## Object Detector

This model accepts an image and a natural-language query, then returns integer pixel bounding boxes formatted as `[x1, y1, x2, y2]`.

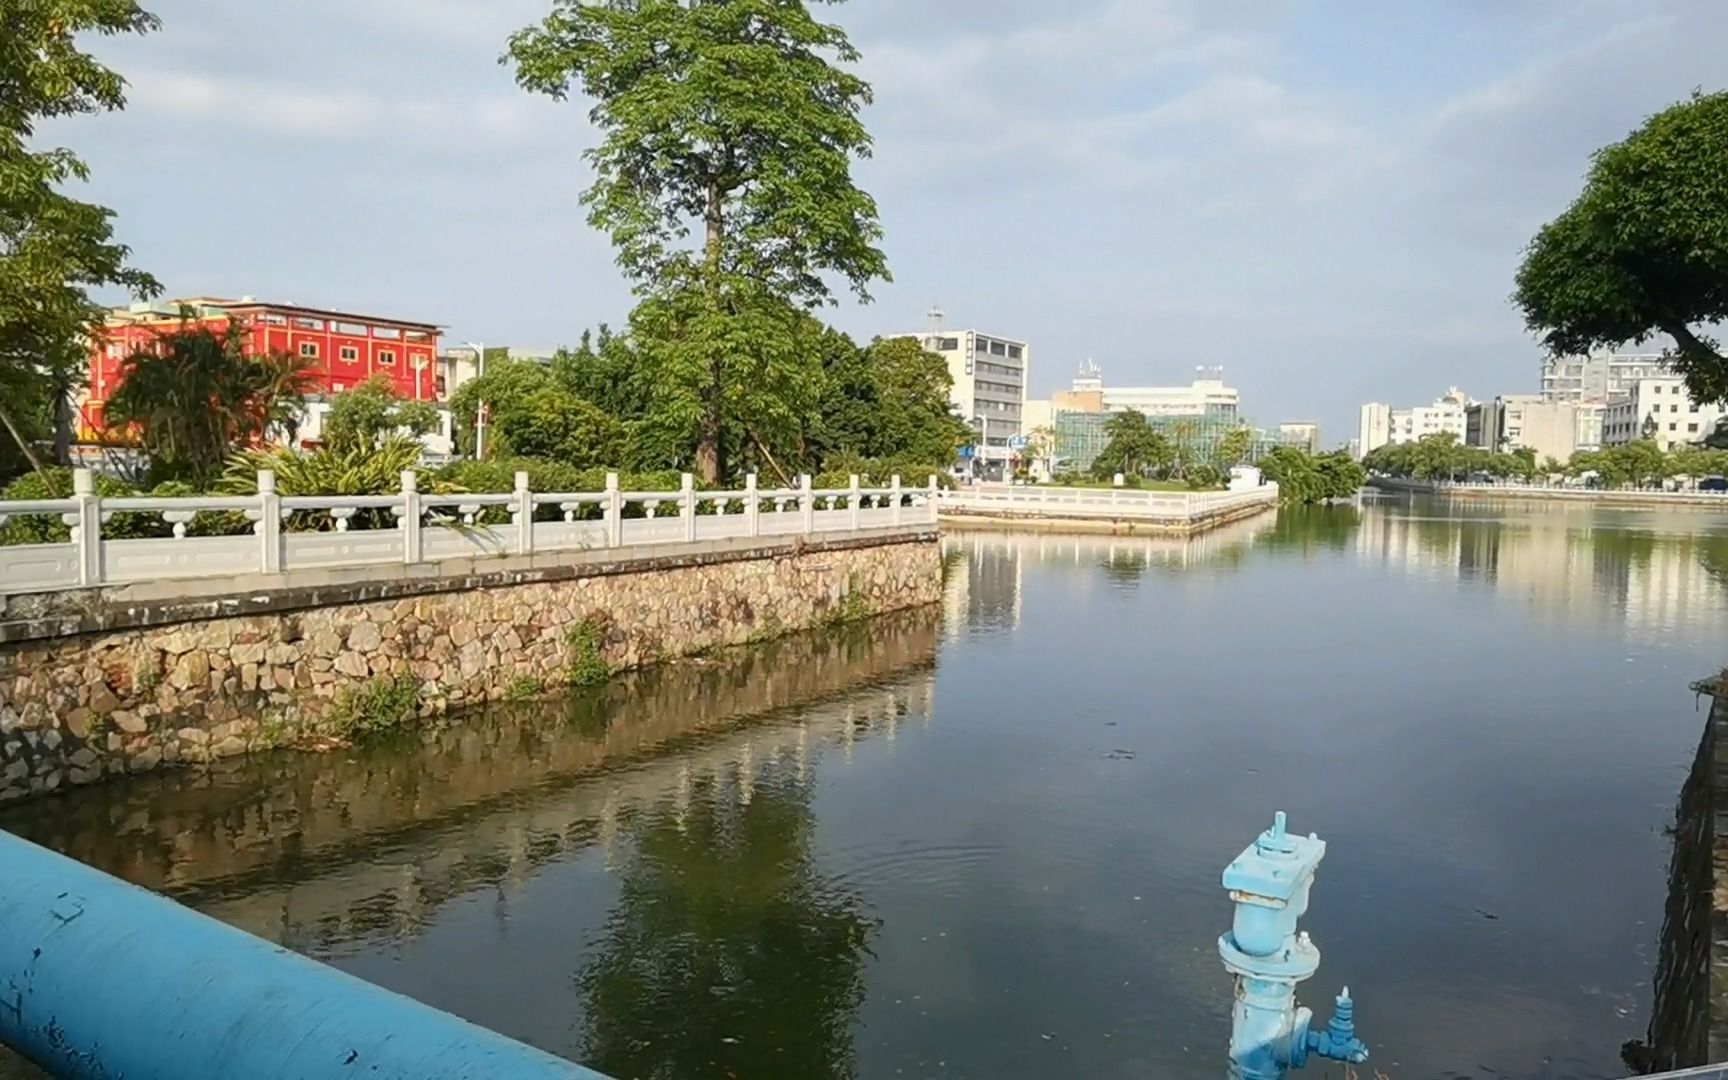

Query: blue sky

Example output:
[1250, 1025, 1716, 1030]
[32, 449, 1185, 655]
[51, 0, 1728, 443]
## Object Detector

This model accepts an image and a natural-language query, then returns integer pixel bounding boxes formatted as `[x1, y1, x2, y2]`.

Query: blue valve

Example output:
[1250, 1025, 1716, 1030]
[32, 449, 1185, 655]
[1219, 813, 1370, 1079]
[1307, 988, 1369, 1065]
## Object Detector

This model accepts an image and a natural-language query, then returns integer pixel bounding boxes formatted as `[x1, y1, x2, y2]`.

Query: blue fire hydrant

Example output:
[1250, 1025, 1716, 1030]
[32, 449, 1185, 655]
[1219, 812, 1368, 1079]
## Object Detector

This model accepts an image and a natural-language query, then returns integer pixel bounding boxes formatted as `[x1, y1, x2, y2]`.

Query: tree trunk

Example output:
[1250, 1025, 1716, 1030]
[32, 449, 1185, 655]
[0, 399, 48, 478]
[52, 387, 73, 467]
[695, 416, 721, 487]
[1659, 317, 1726, 365]
[696, 178, 727, 485]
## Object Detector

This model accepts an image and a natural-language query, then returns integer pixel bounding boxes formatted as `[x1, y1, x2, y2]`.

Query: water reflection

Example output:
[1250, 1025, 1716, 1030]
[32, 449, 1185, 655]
[0, 611, 939, 1073]
[4, 500, 1727, 1080]
[941, 512, 1275, 603]
[1354, 498, 1728, 639]
[580, 763, 874, 1079]
[944, 499, 1728, 642]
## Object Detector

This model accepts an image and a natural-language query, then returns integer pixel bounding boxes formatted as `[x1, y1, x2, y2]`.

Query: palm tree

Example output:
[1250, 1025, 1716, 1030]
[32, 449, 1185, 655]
[106, 316, 318, 486]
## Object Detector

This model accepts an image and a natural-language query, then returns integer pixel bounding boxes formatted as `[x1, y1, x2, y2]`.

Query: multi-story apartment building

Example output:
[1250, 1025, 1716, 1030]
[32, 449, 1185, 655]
[893, 315, 1030, 478]
[1466, 394, 1580, 461]
[1359, 389, 1471, 456]
[1540, 349, 1670, 403]
[85, 296, 441, 439]
[1601, 377, 1726, 451]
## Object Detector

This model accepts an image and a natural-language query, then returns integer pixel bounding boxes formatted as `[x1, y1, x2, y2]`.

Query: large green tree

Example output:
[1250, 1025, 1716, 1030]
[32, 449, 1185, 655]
[1515, 91, 1728, 405]
[808, 333, 967, 470]
[507, 0, 890, 484]
[0, 1, 161, 474]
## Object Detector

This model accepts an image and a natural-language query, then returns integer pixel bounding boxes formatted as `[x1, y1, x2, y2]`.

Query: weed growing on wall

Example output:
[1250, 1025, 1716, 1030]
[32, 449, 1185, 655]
[566, 619, 611, 687]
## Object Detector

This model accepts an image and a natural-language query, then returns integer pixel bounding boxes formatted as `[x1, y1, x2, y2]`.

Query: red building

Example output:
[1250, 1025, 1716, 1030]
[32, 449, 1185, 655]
[83, 296, 442, 439]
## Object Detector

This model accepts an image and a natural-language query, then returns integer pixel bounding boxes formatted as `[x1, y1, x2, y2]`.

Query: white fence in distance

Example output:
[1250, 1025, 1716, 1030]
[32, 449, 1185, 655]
[0, 469, 940, 597]
[936, 484, 1279, 522]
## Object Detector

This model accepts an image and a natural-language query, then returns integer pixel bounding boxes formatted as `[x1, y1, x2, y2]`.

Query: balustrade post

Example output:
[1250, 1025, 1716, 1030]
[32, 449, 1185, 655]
[928, 475, 940, 524]
[400, 471, 423, 565]
[514, 470, 534, 555]
[800, 474, 815, 535]
[848, 474, 862, 530]
[256, 470, 283, 574]
[745, 473, 761, 538]
[70, 468, 101, 586]
[889, 475, 902, 526]
[680, 472, 697, 542]
[605, 472, 623, 547]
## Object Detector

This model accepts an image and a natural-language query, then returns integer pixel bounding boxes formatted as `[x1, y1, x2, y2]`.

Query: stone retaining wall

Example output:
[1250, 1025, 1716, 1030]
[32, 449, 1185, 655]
[936, 496, 1276, 535]
[0, 531, 940, 802]
[1632, 684, 1728, 1074]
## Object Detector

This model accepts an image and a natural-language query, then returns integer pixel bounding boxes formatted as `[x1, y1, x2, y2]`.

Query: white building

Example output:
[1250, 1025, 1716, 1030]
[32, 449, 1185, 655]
[1357, 403, 1392, 458]
[892, 311, 1029, 478]
[1278, 422, 1320, 453]
[1359, 389, 1471, 456]
[1600, 377, 1726, 451]
[1095, 367, 1240, 418]
[1541, 349, 1671, 403]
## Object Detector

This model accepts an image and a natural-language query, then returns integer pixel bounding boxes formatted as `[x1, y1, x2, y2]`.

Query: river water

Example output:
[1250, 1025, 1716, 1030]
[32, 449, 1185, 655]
[4, 496, 1727, 1080]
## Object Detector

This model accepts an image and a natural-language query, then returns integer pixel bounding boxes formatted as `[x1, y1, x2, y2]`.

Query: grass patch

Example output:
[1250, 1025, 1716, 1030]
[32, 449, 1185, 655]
[565, 618, 612, 687]
[504, 675, 545, 702]
[326, 677, 420, 739]
[254, 711, 294, 750]
[134, 660, 161, 695]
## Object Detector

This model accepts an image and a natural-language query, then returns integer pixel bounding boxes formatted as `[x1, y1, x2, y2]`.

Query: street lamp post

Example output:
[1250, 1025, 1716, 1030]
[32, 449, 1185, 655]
[462, 341, 487, 459]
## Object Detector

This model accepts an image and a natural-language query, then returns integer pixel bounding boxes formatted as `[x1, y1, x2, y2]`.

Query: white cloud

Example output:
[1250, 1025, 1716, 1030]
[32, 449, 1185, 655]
[127, 69, 571, 151]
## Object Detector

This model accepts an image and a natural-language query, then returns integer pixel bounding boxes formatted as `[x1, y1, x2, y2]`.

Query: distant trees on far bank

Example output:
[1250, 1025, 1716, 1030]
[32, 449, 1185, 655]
[1363, 432, 1728, 490]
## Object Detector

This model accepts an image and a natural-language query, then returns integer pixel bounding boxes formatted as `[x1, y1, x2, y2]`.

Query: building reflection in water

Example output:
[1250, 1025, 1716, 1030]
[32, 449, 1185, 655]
[0, 611, 941, 1077]
[940, 512, 1278, 632]
[1354, 497, 1728, 641]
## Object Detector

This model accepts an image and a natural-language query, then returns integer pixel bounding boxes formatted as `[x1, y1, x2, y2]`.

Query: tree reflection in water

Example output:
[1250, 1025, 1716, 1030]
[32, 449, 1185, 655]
[578, 763, 875, 1080]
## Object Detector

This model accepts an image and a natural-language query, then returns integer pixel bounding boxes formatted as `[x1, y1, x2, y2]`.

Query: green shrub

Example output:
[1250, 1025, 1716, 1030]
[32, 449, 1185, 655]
[822, 573, 872, 627]
[504, 675, 544, 702]
[220, 439, 446, 531]
[0, 468, 166, 545]
[146, 480, 251, 536]
[565, 618, 611, 686]
[325, 677, 420, 739]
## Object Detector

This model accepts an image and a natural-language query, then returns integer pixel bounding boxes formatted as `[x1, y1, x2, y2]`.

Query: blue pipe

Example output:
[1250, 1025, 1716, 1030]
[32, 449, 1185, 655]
[0, 829, 608, 1079]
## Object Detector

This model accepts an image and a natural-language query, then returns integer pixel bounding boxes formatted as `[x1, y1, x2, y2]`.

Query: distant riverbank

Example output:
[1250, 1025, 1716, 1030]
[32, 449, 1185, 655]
[1367, 476, 1728, 509]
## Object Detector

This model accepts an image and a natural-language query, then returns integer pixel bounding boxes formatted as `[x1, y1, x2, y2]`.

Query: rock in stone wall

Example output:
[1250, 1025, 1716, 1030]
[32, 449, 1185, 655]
[0, 536, 940, 802]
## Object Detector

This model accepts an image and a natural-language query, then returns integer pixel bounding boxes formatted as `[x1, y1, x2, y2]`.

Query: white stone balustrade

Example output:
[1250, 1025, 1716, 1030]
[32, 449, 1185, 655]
[0, 469, 939, 597]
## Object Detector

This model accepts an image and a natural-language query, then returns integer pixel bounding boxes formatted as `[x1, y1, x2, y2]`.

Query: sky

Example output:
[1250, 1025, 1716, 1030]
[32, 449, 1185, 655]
[49, 0, 1728, 445]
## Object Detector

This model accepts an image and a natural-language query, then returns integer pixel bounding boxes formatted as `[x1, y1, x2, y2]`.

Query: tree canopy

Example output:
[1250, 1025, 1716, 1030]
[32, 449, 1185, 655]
[1364, 433, 1728, 490]
[506, 0, 889, 483]
[0, 0, 160, 475]
[323, 375, 440, 455]
[1515, 90, 1728, 405]
[1258, 447, 1365, 505]
[105, 319, 318, 487]
[1091, 411, 1172, 479]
